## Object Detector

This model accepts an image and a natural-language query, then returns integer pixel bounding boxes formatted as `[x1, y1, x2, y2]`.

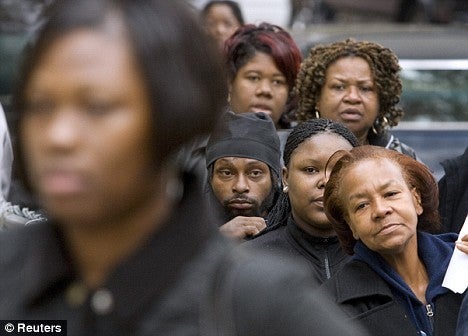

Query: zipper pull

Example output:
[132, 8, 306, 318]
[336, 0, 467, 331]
[426, 304, 434, 317]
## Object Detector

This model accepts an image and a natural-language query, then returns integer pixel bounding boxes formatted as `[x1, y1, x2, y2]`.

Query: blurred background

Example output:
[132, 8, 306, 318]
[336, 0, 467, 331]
[1, 0, 468, 179]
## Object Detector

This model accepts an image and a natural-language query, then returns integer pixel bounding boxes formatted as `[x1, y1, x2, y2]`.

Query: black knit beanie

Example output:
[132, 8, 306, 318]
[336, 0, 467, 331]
[206, 111, 281, 177]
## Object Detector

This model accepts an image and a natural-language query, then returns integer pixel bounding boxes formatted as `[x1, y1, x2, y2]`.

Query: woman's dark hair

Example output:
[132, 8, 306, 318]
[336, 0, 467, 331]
[264, 119, 359, 230]
[294, 38, 403, 135]
[201, 0, 244, 25]
[224, 22, 302, 128]
[13, 0, 227, 191]
[324, 145, 441, 255]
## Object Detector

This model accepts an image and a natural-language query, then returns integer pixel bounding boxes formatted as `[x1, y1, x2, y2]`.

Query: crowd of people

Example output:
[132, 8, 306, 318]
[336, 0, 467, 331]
[0, 0, 466, 335]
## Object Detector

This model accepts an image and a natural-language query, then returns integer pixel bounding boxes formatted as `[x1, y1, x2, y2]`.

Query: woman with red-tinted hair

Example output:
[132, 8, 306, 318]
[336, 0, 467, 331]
[224, 22, 302, 130]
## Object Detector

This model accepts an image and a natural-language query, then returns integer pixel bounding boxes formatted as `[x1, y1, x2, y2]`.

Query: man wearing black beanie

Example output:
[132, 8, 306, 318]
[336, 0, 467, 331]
[206, 111, 281, 240]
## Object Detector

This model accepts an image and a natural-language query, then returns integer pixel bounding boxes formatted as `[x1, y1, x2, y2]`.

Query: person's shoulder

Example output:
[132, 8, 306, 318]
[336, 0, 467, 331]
[222, 247, 369, 335]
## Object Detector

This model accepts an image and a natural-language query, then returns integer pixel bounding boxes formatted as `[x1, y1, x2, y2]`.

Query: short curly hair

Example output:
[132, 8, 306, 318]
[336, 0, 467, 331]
[324, 145, 441, 255]
[294, 39, 404, 135]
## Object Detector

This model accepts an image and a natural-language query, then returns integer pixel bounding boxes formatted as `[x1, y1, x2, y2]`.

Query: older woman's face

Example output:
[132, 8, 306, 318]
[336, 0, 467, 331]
[21, 29, 158, 226]
[340, 158, 423, 256]
[229, 52, 289, 128]
[317, 57, 379, 144]
[283, 133, 353, 237]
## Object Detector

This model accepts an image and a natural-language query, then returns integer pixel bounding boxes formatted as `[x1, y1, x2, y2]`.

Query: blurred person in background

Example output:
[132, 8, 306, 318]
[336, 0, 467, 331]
[244, 118, 359, 285]
[321, 145, 467, 336]
[201, 0, 244, 51]
[438, 146, 468, 234]
[294, 39, 418, 159]
[0, 0, 370, 335]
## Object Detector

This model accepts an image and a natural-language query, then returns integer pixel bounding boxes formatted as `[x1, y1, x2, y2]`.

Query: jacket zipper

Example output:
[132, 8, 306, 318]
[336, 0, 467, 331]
[324, 252, 331, 279]
[425, 303, 434, 332]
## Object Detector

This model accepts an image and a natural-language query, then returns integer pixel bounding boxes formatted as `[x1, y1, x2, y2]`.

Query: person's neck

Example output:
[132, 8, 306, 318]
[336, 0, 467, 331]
[381, 240, 429, 304]
[63, 180, 174, 289]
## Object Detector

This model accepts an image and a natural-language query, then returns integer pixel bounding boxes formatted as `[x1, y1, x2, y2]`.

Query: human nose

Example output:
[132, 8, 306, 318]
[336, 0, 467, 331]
[256, 79, 273, 97]
[343, 86, 361, 103]
[43, 108, 81, 150]
[371, 198, 392, 220]
[317, 172, 326, 189]
[232, 174, 249, 193]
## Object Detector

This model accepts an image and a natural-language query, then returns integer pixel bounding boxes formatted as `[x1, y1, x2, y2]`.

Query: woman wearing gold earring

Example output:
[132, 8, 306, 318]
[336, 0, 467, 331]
[295, 39, 418, 159]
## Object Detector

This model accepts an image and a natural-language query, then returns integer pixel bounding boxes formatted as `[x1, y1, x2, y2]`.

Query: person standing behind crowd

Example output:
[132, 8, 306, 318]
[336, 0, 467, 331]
[321, 145, 468, 336]
[244, 119, 359, 284]
[201, 0, 244, 52]
[294, 39, 418, 158]
[224, 22, 302, 133]
[438, 146, 468, 233]
[0, 0, 369, 335]
[206, 111, 281, 240]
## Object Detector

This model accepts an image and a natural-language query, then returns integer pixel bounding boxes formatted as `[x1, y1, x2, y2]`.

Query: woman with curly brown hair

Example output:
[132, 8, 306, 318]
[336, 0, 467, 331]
[294, 39, 417, 158]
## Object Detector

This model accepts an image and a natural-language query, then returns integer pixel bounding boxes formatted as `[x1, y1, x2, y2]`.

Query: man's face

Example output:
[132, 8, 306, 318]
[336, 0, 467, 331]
[210, 157, 274, 219]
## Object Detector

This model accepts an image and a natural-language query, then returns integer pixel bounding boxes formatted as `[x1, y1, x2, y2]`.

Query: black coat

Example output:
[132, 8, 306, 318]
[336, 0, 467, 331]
[0, 173, 368, 336]
[438, 146, 468, 233]
[244, 217, 350, 285]
[321, 259, 463, 336]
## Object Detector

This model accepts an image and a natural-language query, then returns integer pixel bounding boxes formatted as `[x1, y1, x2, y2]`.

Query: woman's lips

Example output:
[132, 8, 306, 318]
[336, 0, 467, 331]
[340, 109, 363, 121]
[40, 170, 86, 196]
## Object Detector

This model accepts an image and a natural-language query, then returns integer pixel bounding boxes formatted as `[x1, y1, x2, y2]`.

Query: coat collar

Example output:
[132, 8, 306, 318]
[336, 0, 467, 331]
[333, 260, 394, 303]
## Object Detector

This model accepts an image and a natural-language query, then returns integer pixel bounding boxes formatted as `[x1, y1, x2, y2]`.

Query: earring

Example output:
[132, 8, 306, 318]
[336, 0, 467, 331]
[314, 108, 320, 119]
[283, 185, 288, 193]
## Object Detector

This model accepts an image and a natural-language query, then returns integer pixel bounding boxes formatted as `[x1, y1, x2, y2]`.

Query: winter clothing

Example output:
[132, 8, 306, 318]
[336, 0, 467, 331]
[438, 146, 468, 233]
[206, 111, 282, 177]
[368, 130, 418, 159]
[0, 172, 367, 336]
[456, 293, 468, 336]
[320, 232, 463, 336]
[244, 216, 350, 284]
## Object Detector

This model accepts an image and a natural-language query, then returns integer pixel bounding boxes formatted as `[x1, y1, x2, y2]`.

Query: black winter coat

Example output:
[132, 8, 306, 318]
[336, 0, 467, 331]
[244, 217, 350, 284]
[321, 260, 463, 336]
[438, 146, 468, 233]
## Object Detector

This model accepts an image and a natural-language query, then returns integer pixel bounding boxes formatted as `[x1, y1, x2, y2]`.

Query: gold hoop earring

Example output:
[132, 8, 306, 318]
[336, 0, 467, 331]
[315, 108, 320, 119]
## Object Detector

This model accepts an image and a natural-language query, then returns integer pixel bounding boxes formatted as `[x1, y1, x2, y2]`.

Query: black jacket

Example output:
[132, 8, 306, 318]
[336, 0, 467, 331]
[321, 260, 463, 336]
[0, 173, 367, 336]
[438, 146, 468, 233]
[244, 216, 350, 284]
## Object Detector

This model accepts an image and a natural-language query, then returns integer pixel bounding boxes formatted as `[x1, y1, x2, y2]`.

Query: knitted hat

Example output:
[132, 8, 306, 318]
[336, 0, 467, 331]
[206, 111, 281, 177]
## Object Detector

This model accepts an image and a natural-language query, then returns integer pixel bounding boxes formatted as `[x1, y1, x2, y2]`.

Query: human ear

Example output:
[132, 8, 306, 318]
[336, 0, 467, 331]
[411, 187, 423, 215]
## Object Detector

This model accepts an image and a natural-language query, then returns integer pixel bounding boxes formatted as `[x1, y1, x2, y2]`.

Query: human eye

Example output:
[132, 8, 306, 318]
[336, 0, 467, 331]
[331, 83, 345, 91]
[272, 77, 287, 86]
[83, 99, 115, 116]
[216, 168, 234, 180]
[354, 202, 369, 212]
[384, 190, 400, 198]
[246, 74, 260, 82]
[248, 169, 265, 179]
[24, 97, 55, 116]
[360, 85, 374, 93]
[304, 166, 319, 174]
